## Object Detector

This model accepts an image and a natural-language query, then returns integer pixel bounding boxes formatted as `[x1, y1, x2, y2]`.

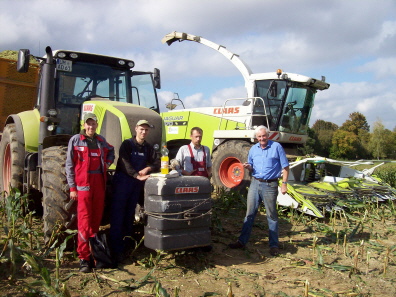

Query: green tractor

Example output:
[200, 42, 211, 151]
[0, 46, 164, 240]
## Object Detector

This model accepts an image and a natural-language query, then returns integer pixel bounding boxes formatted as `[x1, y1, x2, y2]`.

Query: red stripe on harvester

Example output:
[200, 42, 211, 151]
[268, 132, 279, 140]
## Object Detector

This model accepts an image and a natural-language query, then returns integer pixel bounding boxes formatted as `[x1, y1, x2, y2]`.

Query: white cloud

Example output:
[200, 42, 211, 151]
[311, 81, 396, 130]
[356, 57, 396, 79]
[1, 0, 395, 130]
[208, 86, 246, 107]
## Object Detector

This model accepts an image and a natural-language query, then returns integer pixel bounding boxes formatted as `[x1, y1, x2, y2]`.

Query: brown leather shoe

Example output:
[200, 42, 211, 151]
[228, 241, 244, 249]
[269, 247, 280, 256]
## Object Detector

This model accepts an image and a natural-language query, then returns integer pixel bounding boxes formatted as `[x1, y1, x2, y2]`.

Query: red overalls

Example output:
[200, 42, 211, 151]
[187, 145, 209, 177]
[77, 147, 105, 261]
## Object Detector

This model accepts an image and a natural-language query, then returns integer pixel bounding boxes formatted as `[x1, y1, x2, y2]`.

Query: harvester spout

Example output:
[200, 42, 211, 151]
[162, 31, 253, 93]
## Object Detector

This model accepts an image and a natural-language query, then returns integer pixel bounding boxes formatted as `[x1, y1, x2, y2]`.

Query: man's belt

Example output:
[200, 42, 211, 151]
[254, 177, 278, 183]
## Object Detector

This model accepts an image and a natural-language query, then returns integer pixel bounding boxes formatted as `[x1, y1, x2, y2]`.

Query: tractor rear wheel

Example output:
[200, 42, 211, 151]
[42, 146, 75, 242]
[211, 140, 252, 191]
[0, 124, 24, 194]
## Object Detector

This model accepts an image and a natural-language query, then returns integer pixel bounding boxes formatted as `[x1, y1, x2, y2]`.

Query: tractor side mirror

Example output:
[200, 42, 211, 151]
[17, 49, 30, 73]
[154, 68, 161, 89]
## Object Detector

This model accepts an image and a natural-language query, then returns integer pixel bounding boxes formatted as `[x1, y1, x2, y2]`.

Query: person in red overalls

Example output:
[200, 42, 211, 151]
[66, 112, 115, 273]
[175, 127, 212, 178]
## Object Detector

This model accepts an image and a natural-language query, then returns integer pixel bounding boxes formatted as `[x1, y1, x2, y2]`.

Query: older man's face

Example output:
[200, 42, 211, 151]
[256, 129, 269, 148]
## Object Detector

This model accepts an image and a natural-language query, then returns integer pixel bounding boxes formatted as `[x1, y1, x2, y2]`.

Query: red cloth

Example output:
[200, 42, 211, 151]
[76, 148, 105, 261]
[187, 144, 209, 177]
[68, 134, 113, 192]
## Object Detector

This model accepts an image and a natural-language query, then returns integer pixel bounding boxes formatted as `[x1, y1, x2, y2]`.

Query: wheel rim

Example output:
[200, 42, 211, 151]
[218, 157, 244, 188]
[2, 143, 11, 193]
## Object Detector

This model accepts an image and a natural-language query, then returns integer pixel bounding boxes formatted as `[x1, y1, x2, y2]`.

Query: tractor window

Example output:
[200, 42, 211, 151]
[255, 80, 288, 131]
[131, 73, 159, 112]
[55, 62, 128, 105]
[54, 62, 129, 134]
[279, 86, 315, 134]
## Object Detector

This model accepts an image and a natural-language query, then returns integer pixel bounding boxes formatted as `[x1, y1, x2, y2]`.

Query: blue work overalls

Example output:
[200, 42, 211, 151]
[110, 139, 148, 257]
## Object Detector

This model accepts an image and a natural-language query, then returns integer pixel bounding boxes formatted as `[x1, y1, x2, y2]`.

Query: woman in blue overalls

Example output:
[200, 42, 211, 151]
[110, 120, 159, 263]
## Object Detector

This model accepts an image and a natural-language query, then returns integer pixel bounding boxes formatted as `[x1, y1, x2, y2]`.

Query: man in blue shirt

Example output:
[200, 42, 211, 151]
[228, 125, 289, 256]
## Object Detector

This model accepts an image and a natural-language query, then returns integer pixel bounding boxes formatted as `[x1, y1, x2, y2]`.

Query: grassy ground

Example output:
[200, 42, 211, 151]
[1, 187, 396, 296]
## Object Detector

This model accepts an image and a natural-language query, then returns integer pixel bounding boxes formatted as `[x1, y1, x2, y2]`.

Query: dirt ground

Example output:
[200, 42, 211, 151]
[1, 199, 396, 297]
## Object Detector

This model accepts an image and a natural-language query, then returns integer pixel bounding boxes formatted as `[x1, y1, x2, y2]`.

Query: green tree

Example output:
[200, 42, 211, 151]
[310, 119, 338, 157]
[340, 112, 370, 158]
[368, 120, 394, 159]
[391, 127, 396, 159]
[300, 127, 315, 155]
[330, 130, 359, 159]
[340, 112, 370, 134]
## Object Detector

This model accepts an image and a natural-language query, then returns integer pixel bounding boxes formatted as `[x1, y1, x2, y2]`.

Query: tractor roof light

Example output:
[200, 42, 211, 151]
[69, 53, 78, 59]
[276, 69, 282, 78]
[118, 60, 126, 66]
[57, 52, 66, 58]
[128, 61, 135, 68]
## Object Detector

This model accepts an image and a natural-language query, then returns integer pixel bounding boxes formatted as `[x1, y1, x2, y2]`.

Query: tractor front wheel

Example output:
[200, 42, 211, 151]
[42, 146, 75, 242]
[211, 140, 252, 191]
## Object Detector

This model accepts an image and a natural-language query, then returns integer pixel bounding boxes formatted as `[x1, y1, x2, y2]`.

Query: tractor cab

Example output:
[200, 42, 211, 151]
[253, 69, 328, 137]
[18, 48, 161, 136]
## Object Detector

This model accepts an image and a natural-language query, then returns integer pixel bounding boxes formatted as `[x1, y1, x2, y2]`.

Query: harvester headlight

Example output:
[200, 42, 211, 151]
[57, 52, 66, 58]
[47, 125, 55, 131]
[118, 60, 126, 66]
[48, 109, 57, 116]
[70, 53, 78, 59]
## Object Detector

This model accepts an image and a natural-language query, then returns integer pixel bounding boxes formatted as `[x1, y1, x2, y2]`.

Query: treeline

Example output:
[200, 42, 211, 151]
[302, 112, 396, 160]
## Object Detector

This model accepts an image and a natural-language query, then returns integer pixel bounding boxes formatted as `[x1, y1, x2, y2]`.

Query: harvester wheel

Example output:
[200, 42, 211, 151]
[42, 146, 75, 242]
[212, 140, 252, 191]
[0, 124, 24, 194]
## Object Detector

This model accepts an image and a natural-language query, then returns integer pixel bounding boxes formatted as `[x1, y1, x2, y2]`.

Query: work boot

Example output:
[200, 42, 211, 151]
[228, 240, 244, 249]
[79, 259, 91, 273]
[269, 247, 280, 256]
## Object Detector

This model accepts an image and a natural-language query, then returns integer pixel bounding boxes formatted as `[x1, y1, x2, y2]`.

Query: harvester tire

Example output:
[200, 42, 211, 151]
[42, 146, 75, 243]
[0, 124, 24, 194]
[212, 140, 252, 191]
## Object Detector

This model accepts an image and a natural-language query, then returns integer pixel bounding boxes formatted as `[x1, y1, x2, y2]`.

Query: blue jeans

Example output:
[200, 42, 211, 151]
[110, 172, 144, 256]
[238, 177, 279, 248]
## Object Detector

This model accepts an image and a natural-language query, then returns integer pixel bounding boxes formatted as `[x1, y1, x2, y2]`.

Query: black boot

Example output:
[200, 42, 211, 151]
[79, 259, 91, 273]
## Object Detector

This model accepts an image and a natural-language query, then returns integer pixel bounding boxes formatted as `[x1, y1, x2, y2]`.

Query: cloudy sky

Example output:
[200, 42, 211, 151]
[1, 0, 395, 130]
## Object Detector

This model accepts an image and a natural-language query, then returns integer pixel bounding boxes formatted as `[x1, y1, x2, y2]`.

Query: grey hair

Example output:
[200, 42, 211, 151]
[254, 125, 269, 136]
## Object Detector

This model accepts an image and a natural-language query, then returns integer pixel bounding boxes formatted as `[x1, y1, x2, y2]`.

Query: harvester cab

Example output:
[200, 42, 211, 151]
[0, 46, 164, 240]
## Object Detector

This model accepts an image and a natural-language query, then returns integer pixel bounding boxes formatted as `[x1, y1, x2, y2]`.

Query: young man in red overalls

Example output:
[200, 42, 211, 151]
[175, 127, 212, 177]
[66, 113, 115, 273]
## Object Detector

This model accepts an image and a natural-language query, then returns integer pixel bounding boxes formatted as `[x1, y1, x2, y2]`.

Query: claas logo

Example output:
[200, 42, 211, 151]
[175, 187, 199, 194]
[83, 104, 94, 112]
[213, 107, 240, 114]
